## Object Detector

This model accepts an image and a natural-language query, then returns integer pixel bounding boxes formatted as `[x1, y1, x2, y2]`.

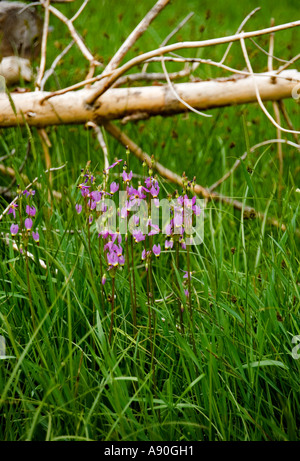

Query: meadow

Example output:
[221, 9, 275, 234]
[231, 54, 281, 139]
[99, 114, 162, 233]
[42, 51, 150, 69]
[0, 0, 299, 441]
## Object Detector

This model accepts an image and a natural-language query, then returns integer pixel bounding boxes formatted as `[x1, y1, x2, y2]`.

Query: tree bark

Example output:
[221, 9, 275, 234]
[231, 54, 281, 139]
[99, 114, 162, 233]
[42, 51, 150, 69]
[0, 70, 298, 127]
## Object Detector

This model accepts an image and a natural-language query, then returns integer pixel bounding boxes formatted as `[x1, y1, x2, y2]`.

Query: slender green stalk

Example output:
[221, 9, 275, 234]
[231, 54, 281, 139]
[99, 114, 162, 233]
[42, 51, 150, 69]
[175, 239, 184, 332]
[186, 243, 196, 353]
[125, 236, 135, 334]
[24, 245, 36, 331]
[108, 276, 115, 345]
[130, 235, 137, 309]
[98, 237, 105, 314]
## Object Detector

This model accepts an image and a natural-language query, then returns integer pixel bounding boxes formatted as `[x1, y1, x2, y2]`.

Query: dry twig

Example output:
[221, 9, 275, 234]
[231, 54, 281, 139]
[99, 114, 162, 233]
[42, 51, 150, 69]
[85, 18, 300, 105]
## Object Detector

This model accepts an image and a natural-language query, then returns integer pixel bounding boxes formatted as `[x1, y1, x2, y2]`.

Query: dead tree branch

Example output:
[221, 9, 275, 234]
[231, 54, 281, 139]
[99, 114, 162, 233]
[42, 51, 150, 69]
[0, 70, 298, 127]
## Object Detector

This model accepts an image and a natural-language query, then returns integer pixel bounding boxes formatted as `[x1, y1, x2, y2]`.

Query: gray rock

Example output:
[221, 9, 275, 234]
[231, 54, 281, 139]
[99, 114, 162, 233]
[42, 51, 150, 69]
[0, 1, 42, 60]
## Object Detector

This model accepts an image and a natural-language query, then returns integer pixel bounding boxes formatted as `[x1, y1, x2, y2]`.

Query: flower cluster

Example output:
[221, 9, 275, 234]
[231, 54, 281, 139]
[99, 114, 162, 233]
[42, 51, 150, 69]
[99, 230, 125, 281]
[165, 193, 201, 249]
[75, 160, 201, 298]
[9, 189, 39, 244]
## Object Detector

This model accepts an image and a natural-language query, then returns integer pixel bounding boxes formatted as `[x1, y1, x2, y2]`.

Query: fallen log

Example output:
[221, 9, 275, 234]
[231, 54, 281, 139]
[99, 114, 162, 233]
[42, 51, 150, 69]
[0, 70, 298, 127]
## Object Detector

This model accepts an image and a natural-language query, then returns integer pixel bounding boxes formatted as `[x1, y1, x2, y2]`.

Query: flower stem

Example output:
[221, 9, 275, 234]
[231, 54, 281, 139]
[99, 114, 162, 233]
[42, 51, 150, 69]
[186, 244, 196, 353]
[98, 237, 105, 314]
[125, 237, 136, 335]
[108, 276, 115, 345]
[175, 239, 184, 332]
[130, 235, 137, 335]
[25, 245, 36, 331]
[148, 235, 157, 393]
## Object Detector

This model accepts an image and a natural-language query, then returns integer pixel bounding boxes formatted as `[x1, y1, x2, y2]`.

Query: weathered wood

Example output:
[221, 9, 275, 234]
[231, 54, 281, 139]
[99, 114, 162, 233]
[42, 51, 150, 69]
[0, 70, 298, 127]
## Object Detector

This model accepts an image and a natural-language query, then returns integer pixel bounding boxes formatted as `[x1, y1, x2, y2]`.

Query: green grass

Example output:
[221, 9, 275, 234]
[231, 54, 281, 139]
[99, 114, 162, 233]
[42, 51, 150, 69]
[0, 0, 299, 441]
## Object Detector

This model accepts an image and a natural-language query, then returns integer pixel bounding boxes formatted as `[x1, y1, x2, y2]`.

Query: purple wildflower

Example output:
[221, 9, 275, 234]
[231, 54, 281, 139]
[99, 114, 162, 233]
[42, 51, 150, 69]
[152, 244, 161, 257]
[131, 215, 140, 226]
[32, 231, 39, 243]
[23, 189, 35, 198]
[183, 270, 193, 279]
[107, 251, 119, 268]
[78, 183, 90, 197]
[90, 190, 103, 202]
[153, 198, 159, 208]
[104, 241, 119, 253]
[24, 218, 33, 231]
[165, 239, 174, 250]
[10, 223, 19, 236]
[165, 222, 173, 236]
[99, 229, 110, 239]
[8, 203, 18, 219]
[144, 177, 154, 189]
[150, 183, 159, 198]
[193, 204, 201, 216]
[26, 205, 36, 217]
[148, 223, 160, 236]
[110, 232, 122, 244]
[106, 159, 123, 171]
[122, 170, 133, 183]
[87, 199, 97, 210]
[118, 254, 125, 266]
[132, 229, 145, 243]
[99, 202, 108, 212]
[110, 182, 119, 194]
[75, 203, 82, 214]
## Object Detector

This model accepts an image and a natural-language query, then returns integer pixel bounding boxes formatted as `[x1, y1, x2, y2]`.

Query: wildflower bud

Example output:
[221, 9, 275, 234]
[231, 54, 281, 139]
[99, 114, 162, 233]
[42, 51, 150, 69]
[142, 161, 147, 168]
[102, 273, 107, 285]
[10, 223, 19, 236]
[24, 218, 33, 231]
[32, 231, 39, 243]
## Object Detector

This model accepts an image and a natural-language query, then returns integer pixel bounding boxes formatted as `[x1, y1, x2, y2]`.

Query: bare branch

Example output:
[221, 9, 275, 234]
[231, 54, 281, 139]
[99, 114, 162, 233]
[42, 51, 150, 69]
[220, 7, 261, 64]
[71, 0, 89, 23]
[47, 3, 100, 67]
[112, 69, 193, 88]
[240, 36, 300, 135]
[1, 70, 299, 127]
[160, 56, 212, 118]
[85, 19, 300, 105]
[40, 40, 75, 91]
[276, 53, 300, 74]
[278, 100, 300, 144]
[144, 55, 298, 81]
[249, 38, 289, 63]
[86, 121, 109, 171]
[35, 0, 50, 90]
[106, 0, 170, 74]
[161, 12, 194, 47]
[142, 12, 195, 78]
[208, 139, 300, 192]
